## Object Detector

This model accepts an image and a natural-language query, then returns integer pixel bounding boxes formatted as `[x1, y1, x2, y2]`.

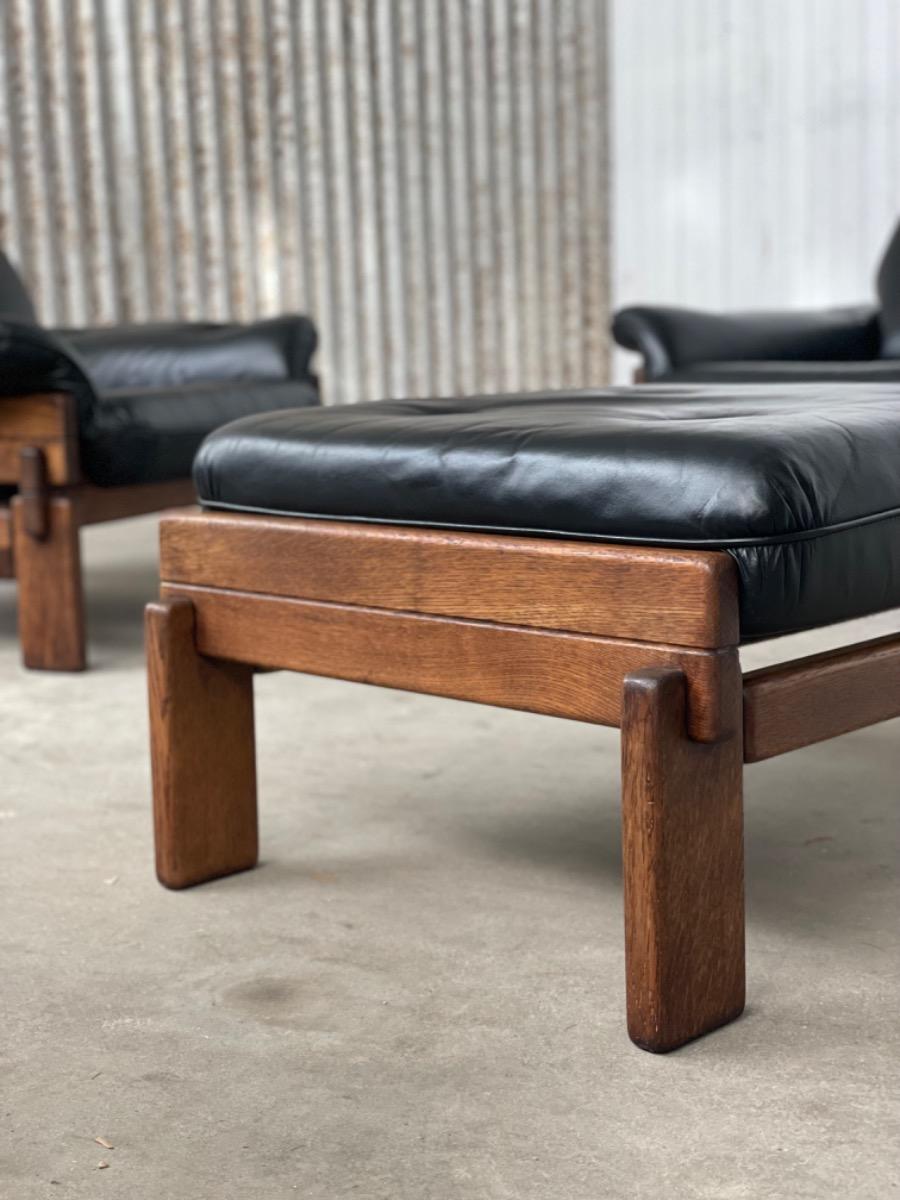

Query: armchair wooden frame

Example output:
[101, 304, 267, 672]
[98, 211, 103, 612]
[0, 392, 194, 670]
[147, 509, 900, 1053]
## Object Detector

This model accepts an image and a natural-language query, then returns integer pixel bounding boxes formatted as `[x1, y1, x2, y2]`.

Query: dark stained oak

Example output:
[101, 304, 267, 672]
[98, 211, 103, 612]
[0, 504, 12, 578]
[160, 510, 740, 649]
[0, 388, 197, 668]
[161, 581, 738, 742]
[621, 666, 745, 1052]
[12, 494, 86, 671]
[743, 632, 900, 761]
[147, 508, 899, 1051]
[146, 597, 258, 889]
[0, 393, 80, 486]
[18, 446, 49, 538]
[75, 480, 196, 527]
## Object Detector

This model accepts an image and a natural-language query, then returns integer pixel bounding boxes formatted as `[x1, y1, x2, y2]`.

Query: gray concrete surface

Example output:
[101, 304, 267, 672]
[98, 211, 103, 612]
[1, 515, 898, 1200]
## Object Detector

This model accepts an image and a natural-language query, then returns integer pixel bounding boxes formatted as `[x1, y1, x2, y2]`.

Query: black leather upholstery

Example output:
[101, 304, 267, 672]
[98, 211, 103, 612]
[0, 250, 320, 486]
[613, 306, 881, 380]
[613, 218, 900, 381]
[84, 378, 318, 486]
[195, 386, 900, 639]
[660, 360, 900, 384]
[57, 316, 317, 393]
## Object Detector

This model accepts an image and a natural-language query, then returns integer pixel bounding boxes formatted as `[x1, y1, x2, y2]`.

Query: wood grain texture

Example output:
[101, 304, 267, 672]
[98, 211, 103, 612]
[11, 495, 85, 671]
[159, 511, 740, 649]
[161, 582, 738, 743]
[621, 666, 745, 1052]
[0, 501, 12, 578]
[18, 446, 49, 538]
[75, 480, 196, 526]
[744, 633, 900, 762]
[0, 394, 80, 485]
[146, 598, 258, 889]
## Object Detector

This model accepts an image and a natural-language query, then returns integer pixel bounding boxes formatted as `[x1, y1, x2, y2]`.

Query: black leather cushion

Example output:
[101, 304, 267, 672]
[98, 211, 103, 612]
[57, 315, 317, 393]
[0, 314, 320, 486]
[82, 378, 319, 487]
[195, 385, 900, 639]
[612, 305, 881, 380]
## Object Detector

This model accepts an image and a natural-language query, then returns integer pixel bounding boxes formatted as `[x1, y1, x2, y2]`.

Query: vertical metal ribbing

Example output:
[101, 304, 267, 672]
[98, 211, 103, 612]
[441, 0, 477, 397]
[369, 0, 409, 399]
[267, 0, 306, 318]
[212, 0, 255, 318]
[182, 0, 230, 321]
[6, 0, 56, 318]
[130, 0, 177, 316]
[156, 0, 201, 318]
[238, 0, 280, 317]
[100, 0, 149, 321]
[0, 0, 611, 402]
[0, 5, 21, 269]
[319, 0, 362, 407]
[346, 2, 387, 400]
[69, 0, 118, 321]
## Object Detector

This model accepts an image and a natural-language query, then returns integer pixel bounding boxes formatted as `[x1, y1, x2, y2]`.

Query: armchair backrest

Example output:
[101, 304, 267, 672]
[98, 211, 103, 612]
[0, 251, 38, 323]
[876, 219, 900, 358]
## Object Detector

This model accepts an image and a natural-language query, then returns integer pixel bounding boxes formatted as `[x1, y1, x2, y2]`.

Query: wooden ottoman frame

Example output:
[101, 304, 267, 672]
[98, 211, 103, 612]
[1, 392, 194, 670]
[147, 508, 900, 1052]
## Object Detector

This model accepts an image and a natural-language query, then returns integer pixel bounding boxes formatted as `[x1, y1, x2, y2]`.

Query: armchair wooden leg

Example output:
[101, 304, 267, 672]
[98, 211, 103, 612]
[11, 494, 86, 671]
[621, 665, 745, 1052]
[146, 597, 258, 889]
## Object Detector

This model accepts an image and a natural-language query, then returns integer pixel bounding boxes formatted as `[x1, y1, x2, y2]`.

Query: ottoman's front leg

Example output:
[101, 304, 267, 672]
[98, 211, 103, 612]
[146, 597, 258, 889]
[621, 664, 744, 1052]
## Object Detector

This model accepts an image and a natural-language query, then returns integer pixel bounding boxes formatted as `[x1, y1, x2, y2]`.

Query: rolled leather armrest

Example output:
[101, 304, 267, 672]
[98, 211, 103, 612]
[0, 318, 97, 420]
[54, 314, 319, 394]
[612, 304, 881, 380]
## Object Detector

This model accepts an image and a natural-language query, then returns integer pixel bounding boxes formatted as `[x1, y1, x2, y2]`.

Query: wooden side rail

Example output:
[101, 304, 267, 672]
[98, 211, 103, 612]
[160, 510, 740, 648]
[0, 393, 80, 486]
[161, 582, 740, 743]
[0, 504, 12, 578]
[743, 632, 900, 761]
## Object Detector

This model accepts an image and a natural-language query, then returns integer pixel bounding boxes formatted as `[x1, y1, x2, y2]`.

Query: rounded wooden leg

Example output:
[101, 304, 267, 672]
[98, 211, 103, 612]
[146, 597, 258, 889]
[12, 495, 86, 671]
[621, 664, 745, 1052]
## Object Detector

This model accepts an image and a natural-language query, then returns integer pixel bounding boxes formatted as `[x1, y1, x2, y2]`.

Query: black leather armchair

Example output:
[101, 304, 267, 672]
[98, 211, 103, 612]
[612, 220, 900, 383]
[0, 249, 319, 670]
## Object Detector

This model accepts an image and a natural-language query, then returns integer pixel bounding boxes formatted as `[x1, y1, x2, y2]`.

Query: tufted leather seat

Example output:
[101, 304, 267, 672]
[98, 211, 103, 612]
[195, 385, 900, 640]
[0, 252, 319, 486]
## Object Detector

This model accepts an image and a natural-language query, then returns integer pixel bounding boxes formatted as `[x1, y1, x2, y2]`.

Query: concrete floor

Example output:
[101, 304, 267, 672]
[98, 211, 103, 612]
[1, 515, 898, 1200]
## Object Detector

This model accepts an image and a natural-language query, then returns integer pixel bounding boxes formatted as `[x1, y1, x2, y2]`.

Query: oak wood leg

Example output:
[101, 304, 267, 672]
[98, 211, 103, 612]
[0, 504, 12, 578]
[621, 665, 745, 1052]
[11, 494, 86, 671]
[146, 597, 258, 889]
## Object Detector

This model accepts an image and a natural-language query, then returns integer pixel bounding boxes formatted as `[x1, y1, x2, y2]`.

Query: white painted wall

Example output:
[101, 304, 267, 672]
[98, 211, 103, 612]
[611, 0, 900, 378]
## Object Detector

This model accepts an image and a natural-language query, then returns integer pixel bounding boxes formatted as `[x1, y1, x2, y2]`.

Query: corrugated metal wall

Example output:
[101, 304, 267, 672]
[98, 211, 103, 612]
[611, 0, 900, 377]
[0, 0, 610, 404]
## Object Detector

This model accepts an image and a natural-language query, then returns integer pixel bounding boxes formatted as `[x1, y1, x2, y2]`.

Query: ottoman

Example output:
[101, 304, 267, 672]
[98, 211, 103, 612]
[147, 385, 900, 1052]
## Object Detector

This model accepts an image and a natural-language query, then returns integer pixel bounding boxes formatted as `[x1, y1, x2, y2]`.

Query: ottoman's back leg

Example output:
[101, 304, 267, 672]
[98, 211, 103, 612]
[146, 597, 258, 889]
[621, 663, 745, 1052]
